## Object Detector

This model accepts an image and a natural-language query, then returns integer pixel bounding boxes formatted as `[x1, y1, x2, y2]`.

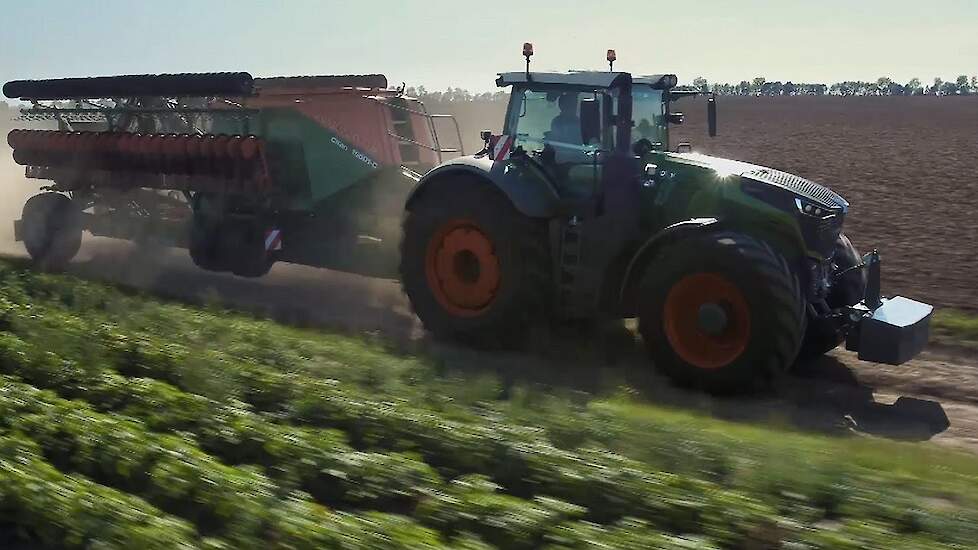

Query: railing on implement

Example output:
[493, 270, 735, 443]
[364, 94, 464, 168]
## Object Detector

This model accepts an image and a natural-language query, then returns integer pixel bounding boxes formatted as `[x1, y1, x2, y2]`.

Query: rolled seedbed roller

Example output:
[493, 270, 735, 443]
[4, 71, 463, 275]
[7, 130, 269, 187]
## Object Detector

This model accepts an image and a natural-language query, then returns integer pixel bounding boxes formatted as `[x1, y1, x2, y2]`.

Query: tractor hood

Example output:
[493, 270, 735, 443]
[666, 152, 849, 211]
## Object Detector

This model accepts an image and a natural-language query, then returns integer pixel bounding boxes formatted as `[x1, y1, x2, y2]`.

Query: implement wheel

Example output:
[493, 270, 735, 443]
[227, 221, 275, 278]
[21, 192, 82, 271]
[188, 214, 227, 272]
[638, 232, 805, 393]
[400, 176, 549, 347]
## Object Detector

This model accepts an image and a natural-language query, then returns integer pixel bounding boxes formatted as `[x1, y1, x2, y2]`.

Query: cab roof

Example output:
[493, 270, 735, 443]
[495, 71, 678, 89]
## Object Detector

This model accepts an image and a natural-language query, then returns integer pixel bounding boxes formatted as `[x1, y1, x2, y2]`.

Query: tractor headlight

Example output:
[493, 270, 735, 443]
[795, 197, 833, 218]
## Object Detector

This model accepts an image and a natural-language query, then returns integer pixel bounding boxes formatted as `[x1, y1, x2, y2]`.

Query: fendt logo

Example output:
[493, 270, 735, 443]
[331, 136, 379, 169]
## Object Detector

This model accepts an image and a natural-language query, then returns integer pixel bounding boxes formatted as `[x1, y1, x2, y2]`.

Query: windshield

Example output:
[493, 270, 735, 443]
[632, 87, 666, 149]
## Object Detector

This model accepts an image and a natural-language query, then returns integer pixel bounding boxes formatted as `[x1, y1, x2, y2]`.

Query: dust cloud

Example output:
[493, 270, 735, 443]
[0, 144, 36, 256]
[0, 132, 421, 340]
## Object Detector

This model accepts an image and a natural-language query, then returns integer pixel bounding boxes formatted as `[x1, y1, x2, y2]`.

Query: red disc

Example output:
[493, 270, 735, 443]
[6, 129, 21, 149]
[90, 133, 105, 155]
[14, 130, 30, 149]
[118, 133, 134, 154]
[226, 135, 242, 159]
[137, 134, 152, 156]
[32, 131, 43, 149]
[240, 136, 259, 160]
[213, 135, 230, 158]
[186, 135, 202, 157]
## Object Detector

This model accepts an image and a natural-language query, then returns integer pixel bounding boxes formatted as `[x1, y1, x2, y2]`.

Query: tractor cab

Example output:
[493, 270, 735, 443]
[495, 71, 680, 200]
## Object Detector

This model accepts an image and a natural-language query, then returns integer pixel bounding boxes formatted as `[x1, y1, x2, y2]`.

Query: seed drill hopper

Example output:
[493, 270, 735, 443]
[4, 72, 463, 276]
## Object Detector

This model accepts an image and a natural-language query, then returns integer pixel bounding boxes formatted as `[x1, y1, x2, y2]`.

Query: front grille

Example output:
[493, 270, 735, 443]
[744, 168, 848, 210]
[801, 212, 844, 257]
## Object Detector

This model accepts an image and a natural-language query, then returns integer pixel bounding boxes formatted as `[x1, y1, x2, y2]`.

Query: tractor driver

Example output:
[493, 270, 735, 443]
[546, 92, 582, 145]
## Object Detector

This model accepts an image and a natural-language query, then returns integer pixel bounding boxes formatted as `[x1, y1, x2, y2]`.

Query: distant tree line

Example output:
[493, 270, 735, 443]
[404, 87, 509, 103]
[688, 75, 978, 96]
[403, 75, 978, 102]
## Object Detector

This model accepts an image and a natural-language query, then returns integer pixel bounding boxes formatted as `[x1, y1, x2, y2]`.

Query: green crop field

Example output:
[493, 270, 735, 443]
[0, 257, 976, 549]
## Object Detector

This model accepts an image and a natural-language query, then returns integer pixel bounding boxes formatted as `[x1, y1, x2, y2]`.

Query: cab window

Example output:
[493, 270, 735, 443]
[631, 88, 666, 148]
[505, 88, 614, 152]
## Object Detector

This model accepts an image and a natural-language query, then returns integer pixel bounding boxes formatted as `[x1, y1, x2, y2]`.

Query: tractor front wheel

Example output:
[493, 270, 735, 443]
[400, 177, 549, 347]
[21, 192, 82, 271]
[638, 232, 805, 393]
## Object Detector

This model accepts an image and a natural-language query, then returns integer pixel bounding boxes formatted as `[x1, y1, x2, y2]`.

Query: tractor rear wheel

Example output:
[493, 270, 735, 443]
[21, 192, 82, 271]
[400, 177, 549, 347]
[638, 232, 805, 393]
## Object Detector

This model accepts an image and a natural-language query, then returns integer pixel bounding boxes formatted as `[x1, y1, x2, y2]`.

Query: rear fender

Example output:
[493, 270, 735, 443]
[405, 155, 559, 218]
[618, 218, 720, 315]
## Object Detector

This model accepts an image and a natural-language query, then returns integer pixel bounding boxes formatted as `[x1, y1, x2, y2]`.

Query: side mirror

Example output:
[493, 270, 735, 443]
[707, 94, 717, 137]
[580, 98, 601, 145]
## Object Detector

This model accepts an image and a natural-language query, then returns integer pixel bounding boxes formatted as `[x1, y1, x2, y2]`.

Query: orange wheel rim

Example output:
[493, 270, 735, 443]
[663, 273, 751, 369]
[424, 218, 501, 317]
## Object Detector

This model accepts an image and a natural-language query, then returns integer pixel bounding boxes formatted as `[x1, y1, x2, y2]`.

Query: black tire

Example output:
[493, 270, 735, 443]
[20, 192, 82, 271]
[399, 176, 550, 347]
[4, 72, 253, 100]
[799, 233, 866, 359]
[227, 221, 274, 278]
[188, 214, 227, 272]
[255, 74, 387, 91]
[638, 232, 806, 393]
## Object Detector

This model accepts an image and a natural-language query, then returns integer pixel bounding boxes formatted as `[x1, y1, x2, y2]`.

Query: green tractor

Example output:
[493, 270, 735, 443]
[400, 47, 932, 391]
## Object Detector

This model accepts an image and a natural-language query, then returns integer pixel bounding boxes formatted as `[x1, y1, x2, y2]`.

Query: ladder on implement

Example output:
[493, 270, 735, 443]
[388, 97, 422, 168]
[369, 95, 465, 170]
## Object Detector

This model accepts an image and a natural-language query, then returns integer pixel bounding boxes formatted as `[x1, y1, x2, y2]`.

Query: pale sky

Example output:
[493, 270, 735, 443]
[2, 0, 975, 93]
